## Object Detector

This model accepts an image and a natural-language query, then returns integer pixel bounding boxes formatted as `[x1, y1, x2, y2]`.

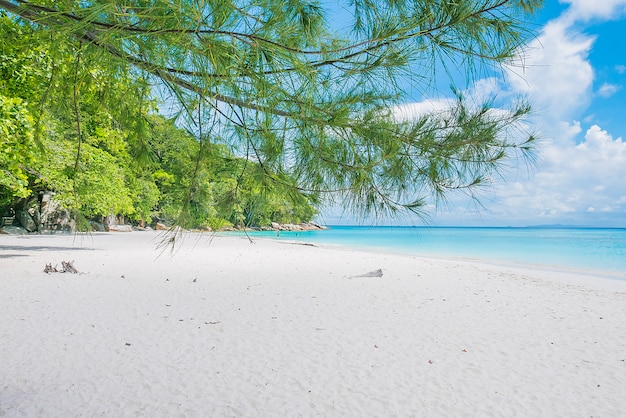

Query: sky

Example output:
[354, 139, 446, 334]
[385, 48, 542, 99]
[322, 0, 626, 227]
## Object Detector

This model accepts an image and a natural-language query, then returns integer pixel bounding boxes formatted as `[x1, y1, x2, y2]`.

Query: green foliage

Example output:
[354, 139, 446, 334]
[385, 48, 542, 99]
[0, 95, 33, 203]
[0, 0, 544, 224]
[31, 137, 129, 216]
[147, 115, 317, 228]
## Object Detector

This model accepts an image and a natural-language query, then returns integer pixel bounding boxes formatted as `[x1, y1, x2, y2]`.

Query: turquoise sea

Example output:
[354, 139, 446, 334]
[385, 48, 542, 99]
[235, 226, 626, 278]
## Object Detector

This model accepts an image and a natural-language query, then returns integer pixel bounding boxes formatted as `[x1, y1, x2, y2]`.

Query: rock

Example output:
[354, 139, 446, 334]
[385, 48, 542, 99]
[302, 221, 327, 230]
[17, 210, 37, 232]
[38, 195, 72, 231]
[89, 221, 107, 232]
[0, 225, 28, 235]
[155, 222, 169, 231]
[267, 221, 327, 231]
[107, 224, 133, 232]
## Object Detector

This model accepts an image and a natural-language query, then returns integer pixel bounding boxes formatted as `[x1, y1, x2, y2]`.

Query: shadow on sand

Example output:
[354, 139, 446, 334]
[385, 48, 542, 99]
[0, 245, 95, 259]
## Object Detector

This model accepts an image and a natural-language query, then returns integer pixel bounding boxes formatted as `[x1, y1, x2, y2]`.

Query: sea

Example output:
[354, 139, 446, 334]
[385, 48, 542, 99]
[234, 226, 626, 279]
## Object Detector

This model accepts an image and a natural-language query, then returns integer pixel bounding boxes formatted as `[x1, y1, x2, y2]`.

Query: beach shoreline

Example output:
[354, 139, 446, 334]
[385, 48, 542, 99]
[2, 231, 625, 416]
[219, 225, 626, 279]
[250, 233, 626, 289]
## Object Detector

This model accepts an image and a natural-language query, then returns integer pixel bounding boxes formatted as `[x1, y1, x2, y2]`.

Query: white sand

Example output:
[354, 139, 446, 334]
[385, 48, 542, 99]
[1, 231, 625, 417]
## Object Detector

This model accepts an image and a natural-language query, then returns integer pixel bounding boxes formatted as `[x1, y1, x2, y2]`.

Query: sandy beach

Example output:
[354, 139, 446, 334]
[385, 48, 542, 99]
[1, 231, 625, 417]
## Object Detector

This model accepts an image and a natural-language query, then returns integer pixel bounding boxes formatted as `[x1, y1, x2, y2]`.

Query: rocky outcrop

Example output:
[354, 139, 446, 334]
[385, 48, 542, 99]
[155, 222, 169, 231]
[17, 210, 37, 232]
[107, 224, 133, 232]
[1, 192, 74, 234]
[0, 225, 28, 235]
[38, 192, 73, 231]
[89, 221, 107, 232]
[269, 222, 327, 231]
[104, 214, 135, 232]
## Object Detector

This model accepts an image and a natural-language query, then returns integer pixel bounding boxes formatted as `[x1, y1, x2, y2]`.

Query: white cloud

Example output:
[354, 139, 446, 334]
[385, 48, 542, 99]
[559, 0, 626, 22]
[461, 2, 626, 226]
[576, 124, 625, 156]
[392, 78, 509, 122]
[597, 83, 621, 97]
[427, 115, 626, 226]
[486, 124, 626, 225]
[392, 99, 453, 121]
[463, 77, 506, 102]
[506, 20, 595, 120]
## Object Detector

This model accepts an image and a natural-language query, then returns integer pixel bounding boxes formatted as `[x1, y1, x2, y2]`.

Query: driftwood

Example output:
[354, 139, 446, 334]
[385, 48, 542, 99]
[44, 260, 79, 274]
[61, 260, 78, 273]
[350, 268, 384, 279]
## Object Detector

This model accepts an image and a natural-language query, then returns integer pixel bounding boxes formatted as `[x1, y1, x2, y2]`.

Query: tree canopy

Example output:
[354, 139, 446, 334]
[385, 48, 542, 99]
[0, 0, 542, 225]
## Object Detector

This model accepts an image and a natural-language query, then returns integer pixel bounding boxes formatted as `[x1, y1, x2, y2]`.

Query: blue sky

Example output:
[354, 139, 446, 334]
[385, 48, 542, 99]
[322, 0, 626, 227]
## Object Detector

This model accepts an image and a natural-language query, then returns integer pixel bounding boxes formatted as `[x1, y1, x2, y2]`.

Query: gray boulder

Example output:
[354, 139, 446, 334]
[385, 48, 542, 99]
[0, 225, 28, 235]
[17, 210, 37, 232]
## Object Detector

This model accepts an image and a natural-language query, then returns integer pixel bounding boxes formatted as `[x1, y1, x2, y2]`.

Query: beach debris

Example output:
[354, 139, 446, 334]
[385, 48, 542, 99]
[61, 261, 78, 273]
[44, 260, 79, 274]
[350, 268, 383, 279]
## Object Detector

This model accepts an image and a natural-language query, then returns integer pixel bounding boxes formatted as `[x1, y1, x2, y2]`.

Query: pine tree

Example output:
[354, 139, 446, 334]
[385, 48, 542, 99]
[0, 0, 542, 219]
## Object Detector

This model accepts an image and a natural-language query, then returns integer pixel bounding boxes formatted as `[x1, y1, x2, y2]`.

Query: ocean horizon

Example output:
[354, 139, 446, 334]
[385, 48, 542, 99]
[232, 225, 626, 279]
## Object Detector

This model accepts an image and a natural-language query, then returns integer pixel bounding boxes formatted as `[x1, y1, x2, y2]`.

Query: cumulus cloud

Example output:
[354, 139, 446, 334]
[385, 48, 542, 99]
[576, 124, 625, 157]
[361, 122, 626, 227]
[506, 20, 595, 120]
[559, 0, 626, 22]
[428, 123, 626, 226]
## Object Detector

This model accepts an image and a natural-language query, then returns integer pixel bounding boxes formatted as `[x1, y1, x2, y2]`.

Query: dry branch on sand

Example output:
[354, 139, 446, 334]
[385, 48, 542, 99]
[44, 260, 78, 274]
